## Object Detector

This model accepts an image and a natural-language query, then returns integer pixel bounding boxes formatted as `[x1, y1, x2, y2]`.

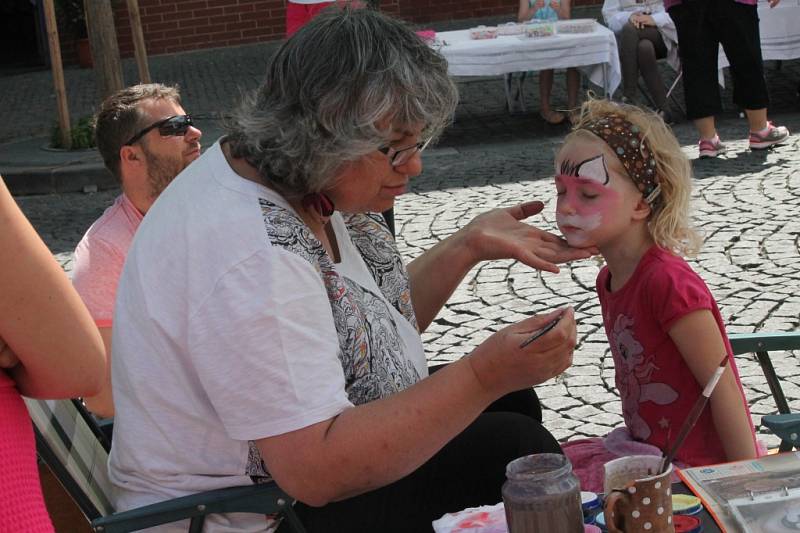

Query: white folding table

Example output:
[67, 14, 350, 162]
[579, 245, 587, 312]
[434, 24, 622, 112]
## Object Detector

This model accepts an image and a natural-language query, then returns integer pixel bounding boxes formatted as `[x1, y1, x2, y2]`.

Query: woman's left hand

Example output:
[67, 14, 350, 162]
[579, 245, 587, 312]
[460, 200, 597, 273]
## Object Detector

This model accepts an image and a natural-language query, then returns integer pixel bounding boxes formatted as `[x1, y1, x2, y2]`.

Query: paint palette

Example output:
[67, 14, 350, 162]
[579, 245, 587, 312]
[673, 494, 703, 515]
[673, 514, 702, 533]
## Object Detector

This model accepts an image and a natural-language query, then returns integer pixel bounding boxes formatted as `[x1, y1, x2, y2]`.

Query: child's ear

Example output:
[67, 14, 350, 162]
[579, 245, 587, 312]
[632, 196, 651, 222]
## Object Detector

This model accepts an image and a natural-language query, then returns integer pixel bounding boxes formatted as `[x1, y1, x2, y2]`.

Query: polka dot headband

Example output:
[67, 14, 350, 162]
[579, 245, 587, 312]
[581, 114, 661, 205]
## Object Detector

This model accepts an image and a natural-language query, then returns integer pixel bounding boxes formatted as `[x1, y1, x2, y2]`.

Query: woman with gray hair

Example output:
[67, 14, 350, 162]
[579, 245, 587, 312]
[108, 6, 592, 532]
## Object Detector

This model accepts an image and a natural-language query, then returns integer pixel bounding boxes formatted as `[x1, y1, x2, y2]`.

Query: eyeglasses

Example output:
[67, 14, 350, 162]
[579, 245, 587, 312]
[124, 114, 194, 146]
[377, 137, 432, 167]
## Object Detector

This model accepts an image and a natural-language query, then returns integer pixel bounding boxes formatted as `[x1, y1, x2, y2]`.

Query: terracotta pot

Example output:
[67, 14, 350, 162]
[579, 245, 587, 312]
[76, 38, 92, 68]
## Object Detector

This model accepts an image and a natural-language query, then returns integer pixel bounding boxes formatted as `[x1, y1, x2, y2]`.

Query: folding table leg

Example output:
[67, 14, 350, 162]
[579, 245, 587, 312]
[504, 73, 515, 113]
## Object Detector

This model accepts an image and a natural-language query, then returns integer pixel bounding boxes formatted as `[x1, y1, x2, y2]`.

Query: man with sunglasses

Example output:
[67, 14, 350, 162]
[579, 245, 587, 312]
[72, 83, 202, 418]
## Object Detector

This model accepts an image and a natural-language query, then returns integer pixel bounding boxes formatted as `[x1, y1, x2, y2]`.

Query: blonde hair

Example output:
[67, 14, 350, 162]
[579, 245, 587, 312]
[562, 98, 701, 257]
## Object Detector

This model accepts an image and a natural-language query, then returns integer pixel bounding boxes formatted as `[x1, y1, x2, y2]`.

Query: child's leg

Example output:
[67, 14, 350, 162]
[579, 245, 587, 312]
[566, 68, 580, 110]
[539, 69, 565, 124]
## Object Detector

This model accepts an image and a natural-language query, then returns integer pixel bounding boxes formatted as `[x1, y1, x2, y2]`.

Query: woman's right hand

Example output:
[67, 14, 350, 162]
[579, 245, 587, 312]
[467, 308, 577, 397]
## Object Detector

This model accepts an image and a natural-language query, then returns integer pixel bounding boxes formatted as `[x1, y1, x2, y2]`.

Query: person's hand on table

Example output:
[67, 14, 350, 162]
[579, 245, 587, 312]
[458, 200, 597, 274]
[468, 307, 577, 396]
[769, 0, 780, 7]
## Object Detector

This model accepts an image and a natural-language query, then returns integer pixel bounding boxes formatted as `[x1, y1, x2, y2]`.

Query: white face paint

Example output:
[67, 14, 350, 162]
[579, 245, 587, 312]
[556, 212, 603, 232]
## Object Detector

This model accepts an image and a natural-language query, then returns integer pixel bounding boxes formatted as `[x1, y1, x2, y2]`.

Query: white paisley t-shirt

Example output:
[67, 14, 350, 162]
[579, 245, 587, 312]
[109, 141, 426, 532]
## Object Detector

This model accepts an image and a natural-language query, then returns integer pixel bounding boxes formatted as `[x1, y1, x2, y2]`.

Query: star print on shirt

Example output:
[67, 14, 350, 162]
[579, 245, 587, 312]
[658, 417, 670, 429]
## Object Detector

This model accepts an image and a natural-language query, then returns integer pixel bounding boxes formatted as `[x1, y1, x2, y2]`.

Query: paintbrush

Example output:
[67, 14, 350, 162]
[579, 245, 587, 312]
[659, 353, 730, 474]
[518, 301, 586, 349]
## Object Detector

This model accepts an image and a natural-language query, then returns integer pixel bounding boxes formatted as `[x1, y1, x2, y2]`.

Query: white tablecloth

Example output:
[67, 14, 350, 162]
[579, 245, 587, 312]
[720, 2, 800, 69]
[435, 24, 622, 96]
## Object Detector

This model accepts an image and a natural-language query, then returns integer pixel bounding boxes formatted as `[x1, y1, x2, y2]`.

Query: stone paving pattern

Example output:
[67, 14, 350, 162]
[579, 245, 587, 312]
[14, 107, 800, 448]
[5, 15, 800, 448]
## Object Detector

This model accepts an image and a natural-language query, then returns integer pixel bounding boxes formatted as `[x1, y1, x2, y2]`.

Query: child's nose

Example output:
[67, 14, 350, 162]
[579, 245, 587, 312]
[556, 197, 576, 214]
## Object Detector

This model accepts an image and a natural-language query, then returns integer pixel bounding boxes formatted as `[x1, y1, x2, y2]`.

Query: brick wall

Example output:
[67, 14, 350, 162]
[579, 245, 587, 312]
[103, 0, 600, 59]
[113, 0, 285, 57]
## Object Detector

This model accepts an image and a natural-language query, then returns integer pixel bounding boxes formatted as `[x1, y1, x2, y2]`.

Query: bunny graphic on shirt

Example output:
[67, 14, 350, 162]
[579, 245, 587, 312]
[610, 314, 678, 440]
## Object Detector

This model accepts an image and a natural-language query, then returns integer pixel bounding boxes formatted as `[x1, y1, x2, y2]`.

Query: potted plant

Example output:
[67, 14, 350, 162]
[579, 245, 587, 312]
[55, 0, 92, 67]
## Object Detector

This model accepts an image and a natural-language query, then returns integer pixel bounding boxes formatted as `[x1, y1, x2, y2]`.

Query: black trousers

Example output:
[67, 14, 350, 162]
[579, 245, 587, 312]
[668, 0, 769, 119]
[277, 381, 557, 532]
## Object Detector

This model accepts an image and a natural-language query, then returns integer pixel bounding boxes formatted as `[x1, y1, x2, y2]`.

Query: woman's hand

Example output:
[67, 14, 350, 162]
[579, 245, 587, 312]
[629, 12, 656, 29]
[459, 201, 597, 274]
[468, 308, 577, 397]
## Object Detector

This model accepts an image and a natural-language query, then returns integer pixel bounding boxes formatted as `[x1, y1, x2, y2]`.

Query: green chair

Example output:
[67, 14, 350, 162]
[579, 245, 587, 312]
[25, 397, 306, 533]
[729, 332, 800, 453]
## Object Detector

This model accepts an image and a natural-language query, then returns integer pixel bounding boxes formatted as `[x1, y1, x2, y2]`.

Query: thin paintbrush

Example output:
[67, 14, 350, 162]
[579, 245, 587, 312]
[659, 354, 731, 474]
[518, 301, 586, 349]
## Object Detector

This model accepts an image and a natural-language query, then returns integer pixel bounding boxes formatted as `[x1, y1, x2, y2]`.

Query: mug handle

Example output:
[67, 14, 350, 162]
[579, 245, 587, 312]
[604, 489, 628, 533]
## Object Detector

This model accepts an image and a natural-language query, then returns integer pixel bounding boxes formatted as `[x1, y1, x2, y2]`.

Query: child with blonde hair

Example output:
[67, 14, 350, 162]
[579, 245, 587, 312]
[556, 99, 760, 492]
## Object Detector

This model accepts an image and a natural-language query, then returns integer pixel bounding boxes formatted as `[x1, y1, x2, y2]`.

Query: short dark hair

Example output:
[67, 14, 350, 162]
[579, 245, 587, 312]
[94, 84, 181, 180]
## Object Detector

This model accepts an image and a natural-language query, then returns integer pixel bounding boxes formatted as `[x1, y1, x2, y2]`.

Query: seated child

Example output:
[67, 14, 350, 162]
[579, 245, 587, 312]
[554, 99, 761, 492]
[517, 0, 580, 125]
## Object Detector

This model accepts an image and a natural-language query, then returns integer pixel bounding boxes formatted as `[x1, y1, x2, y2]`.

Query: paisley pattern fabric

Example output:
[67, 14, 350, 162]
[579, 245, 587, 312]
[245, 200, 423, 480]
[342, 212, 418, 331]
[258, 200, 421, 402]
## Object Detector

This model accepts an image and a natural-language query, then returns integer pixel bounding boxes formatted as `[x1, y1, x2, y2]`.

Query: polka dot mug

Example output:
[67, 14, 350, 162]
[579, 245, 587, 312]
[603, 455, 675, 533]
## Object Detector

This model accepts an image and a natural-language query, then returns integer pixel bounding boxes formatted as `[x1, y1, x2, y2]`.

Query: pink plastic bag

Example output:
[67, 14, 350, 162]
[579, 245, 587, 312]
[432, 503, 507, 533]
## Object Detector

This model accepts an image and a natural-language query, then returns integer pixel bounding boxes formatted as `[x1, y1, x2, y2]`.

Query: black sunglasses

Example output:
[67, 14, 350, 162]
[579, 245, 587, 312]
[124, 114, 194, 146]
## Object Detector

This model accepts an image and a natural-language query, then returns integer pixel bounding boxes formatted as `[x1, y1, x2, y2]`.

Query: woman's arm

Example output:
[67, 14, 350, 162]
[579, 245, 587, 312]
[556, 0, 571, 20]
[257, 308, 577, 506]
[518, 0, 539, 22]
[81, 327, 114, 418]
[0, 177, 105, 398]
[669, 310, 759, 461]
[407, 201, 594, 332]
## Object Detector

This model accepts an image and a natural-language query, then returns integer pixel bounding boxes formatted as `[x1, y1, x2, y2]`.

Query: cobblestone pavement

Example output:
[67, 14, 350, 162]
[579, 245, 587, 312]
[14, 105, 800, 448]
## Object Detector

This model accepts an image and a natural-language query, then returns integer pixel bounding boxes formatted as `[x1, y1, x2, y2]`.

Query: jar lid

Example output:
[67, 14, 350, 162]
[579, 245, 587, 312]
[594, 510, 606, 528]
[581, 491, 601, 510]
[673, 514, 702, 533]
[672, 494, 702, 513]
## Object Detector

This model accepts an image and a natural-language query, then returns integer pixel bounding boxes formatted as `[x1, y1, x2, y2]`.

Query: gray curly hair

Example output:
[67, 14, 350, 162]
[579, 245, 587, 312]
[226, 6, 458, 199]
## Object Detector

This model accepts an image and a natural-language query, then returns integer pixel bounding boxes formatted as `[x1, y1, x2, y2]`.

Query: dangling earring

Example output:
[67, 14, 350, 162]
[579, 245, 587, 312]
[301, 192, 335, 222]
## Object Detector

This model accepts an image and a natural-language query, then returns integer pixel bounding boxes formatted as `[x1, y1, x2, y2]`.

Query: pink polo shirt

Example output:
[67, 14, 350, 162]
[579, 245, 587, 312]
[72, 194, 143, 328]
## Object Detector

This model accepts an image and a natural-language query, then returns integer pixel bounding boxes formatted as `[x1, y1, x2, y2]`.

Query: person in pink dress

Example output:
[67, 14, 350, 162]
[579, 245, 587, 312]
[0, 175, 105, 531]
[554, 100, 760, 492]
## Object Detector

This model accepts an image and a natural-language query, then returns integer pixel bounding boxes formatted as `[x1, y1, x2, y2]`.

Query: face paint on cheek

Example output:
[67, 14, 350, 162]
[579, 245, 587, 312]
[556, 212, 602, 232]
[555, 172, 621, 243]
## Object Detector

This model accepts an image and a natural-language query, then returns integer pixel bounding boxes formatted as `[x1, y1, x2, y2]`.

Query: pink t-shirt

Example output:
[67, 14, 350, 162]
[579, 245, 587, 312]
[72, 194, 143, 328]
[0, 372, 54, 532]
[597, 246, 757, 467]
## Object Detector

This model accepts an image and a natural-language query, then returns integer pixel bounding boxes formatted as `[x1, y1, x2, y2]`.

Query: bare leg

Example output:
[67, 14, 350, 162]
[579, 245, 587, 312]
[695, 116, 717, 140]
[744, 108, 768, 132]
[539, 69, 565, 124]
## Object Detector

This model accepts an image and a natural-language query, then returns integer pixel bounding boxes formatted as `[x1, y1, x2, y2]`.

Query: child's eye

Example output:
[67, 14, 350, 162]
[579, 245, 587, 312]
[582, 192, 599, 200]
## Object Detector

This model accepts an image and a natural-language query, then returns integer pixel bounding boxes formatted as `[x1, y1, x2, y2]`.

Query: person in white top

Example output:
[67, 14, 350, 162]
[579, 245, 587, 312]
[602, 0, 679, 122]
[109, 8, 595, 532]
[72, 84, 202, 419]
